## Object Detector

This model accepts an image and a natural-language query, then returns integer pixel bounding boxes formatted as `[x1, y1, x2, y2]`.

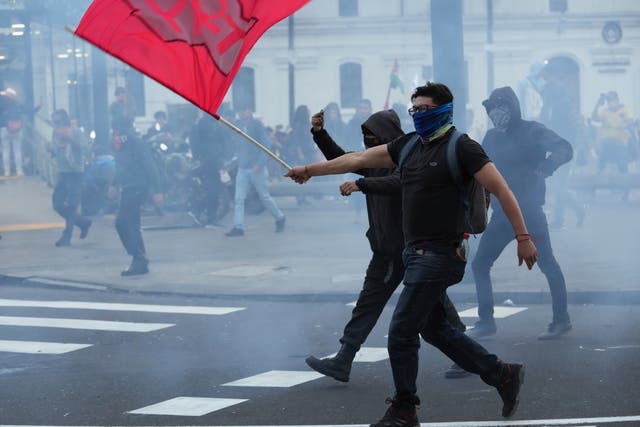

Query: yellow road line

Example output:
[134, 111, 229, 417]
[0, 222, 64, 232]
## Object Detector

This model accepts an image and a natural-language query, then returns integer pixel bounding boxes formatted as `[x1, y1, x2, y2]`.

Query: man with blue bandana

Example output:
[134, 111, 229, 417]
[286, 83, 538, 426]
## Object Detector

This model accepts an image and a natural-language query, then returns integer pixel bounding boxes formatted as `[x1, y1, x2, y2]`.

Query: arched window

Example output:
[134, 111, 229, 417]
[340, 62, 362, 109]
[232, 66, 255, 111]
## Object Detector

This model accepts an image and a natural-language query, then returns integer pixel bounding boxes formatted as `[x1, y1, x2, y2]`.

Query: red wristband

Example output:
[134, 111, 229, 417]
[304, 166, 310, 177]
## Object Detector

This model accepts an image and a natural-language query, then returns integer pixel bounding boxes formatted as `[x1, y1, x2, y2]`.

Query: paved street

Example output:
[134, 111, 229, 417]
[1, 176, 640, 427]
[0, 284, 638, 426]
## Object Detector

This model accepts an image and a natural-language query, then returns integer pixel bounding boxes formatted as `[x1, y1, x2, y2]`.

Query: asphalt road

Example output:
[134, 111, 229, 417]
[0, 283, 638, 427]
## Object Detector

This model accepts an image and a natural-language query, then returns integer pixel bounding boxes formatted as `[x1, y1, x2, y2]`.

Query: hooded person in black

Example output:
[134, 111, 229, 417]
[112, 116, 163, 276]
[304, 109, 469, 382]
[470, 86, 573, 340]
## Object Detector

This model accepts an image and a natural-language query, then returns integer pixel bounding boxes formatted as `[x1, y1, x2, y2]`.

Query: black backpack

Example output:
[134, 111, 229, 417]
[398, 130, 488, 235]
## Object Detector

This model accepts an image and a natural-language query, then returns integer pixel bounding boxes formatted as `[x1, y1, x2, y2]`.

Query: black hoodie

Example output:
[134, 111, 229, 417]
[482, 86, 573, 211]
[312, 109, 405, 257]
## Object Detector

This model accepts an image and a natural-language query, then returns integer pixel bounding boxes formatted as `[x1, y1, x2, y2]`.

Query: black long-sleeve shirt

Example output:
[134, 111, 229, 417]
[312, 119, 405, 257]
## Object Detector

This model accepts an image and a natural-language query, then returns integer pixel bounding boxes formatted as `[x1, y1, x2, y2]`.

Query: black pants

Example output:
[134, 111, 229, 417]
[115, 187, 148, 259]
[472, 208, 569, 324]
[52, 172, 90, 239]
[391, 248, 502, 403]
[341, 252, 465, 351]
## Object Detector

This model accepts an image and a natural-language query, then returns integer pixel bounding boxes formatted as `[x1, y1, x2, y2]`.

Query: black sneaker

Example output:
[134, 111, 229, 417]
[444, 363, 472, 379]
[275, 216, 286, 233]
[538, 320, 572, 340]
[55, 236, 71, 247]
[305, 355, 351, 382]
[121, 257, 149, 276]
[225, 227, 244, 237]
[79, 220, 92, 239]
[370, 398, 419, 427]
[467, 321, 497, 339]
[496, 363, 525, 418]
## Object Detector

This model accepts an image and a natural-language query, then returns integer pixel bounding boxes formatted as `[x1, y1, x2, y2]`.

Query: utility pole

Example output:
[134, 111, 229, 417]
[430, 0, 467, 127]
[91, 46, 108, 150]
[288, 16, 295, 126]
[487, 0, 495, 95]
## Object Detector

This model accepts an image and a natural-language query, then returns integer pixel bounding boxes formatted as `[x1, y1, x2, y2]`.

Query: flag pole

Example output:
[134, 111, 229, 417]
[215, 115, 292, 170]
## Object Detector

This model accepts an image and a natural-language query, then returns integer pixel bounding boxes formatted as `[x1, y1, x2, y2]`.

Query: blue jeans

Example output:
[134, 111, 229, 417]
[389, 247, 503, 404]
[233, 167, 284, 229]
[471, 208, 569, 324]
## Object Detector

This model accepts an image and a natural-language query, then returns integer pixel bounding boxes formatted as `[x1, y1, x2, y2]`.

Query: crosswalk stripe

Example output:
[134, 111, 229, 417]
[127, 397, 247, 416]
[457, 306, 528, 319]
[0, 316, 174, 332]
[323, 347, 388, 362]
[0, 339, 92, 354]
[0, 298, 245, 315]
[223, 370, 324, 387]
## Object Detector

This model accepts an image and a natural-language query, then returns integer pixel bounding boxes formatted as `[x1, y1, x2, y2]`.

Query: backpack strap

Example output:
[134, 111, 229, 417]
[445, 129, 464, 191]
[397, 133, 422, 170]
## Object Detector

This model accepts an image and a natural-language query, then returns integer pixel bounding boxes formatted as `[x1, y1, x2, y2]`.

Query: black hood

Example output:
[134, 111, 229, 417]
[482, 86, 522, 120]
[361, 109, 404, 148]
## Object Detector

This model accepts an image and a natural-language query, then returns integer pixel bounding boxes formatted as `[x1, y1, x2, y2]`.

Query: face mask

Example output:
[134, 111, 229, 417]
[412, 102, 453, 138]
[489, 106, 511, 132]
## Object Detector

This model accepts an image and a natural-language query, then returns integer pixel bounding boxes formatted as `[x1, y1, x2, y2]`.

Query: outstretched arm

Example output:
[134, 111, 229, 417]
[285, 144, 393, 183]
[474, 162, 537, 269]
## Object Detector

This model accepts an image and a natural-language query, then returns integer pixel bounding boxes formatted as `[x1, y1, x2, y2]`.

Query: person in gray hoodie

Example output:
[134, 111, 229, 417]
[50, 109, 92, 247]
[470, 86, 573, 340]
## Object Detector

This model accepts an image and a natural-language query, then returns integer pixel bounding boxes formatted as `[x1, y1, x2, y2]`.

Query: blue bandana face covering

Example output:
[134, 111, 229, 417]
[412, 102, 454, 138]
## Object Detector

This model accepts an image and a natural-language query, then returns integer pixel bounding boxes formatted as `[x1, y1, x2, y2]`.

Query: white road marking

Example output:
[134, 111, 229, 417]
[457, 306, 528, 319]
[0, 298, 245, 315]
[127, 396, 247, 416]
[0, 316, 173, 332]
[324, 347, 388, 362]
[222, 370, 324, 387]
[3, 414, 640, 425]
[0, 339, 92, 354]
[210, 265, 276, 277]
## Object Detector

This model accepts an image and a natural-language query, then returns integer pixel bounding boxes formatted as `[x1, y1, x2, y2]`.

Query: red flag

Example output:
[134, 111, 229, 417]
[75, 0, 310, 117]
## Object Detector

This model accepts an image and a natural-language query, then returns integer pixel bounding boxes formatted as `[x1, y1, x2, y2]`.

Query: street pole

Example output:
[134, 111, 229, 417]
[430, 0, 467, 127]
[91, 46, 108, 150]
[288, 15, 295, 126]
[487, 0, 495, 95]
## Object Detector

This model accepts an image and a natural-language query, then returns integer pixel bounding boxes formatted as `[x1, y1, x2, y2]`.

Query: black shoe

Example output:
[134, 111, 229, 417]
[305, 355, 351, 382]
[538, 320, 572, 340]
[79, 220, 92, 239]
[496, 363, 525, 418]
[275, 216, 286, 233]
[444, 363, 472, 379]
[225, 227, 244, 237]
[121, 257, 149, 276]
[467, 321, 497, 339]
[55, 236, 71, 247]
[370, 398, 419, 427]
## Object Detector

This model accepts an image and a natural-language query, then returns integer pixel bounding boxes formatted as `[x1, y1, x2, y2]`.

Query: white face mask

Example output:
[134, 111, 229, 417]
[488, 106, 511, 132]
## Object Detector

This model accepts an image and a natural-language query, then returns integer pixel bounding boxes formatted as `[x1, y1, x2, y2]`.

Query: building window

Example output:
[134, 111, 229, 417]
[232, 67, 255, 111]
[340, 62, 362, 108]
[339, 0, 358, 17]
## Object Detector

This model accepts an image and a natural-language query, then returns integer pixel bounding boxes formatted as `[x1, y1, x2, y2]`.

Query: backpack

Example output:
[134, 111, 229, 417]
[398, 130, 488, 235]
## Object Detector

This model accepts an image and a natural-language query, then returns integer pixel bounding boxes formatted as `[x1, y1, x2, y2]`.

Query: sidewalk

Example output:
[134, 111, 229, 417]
[1, 176, 639, 303]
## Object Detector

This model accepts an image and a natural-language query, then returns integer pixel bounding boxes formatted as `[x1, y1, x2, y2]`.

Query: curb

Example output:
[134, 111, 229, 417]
[2, 273, 640, 305]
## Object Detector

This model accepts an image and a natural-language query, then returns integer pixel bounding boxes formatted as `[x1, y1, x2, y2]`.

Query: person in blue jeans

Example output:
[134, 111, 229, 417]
[471, 86, 573, 341]
[226, 106, 285, 237]
[286, 83, 538, 426]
